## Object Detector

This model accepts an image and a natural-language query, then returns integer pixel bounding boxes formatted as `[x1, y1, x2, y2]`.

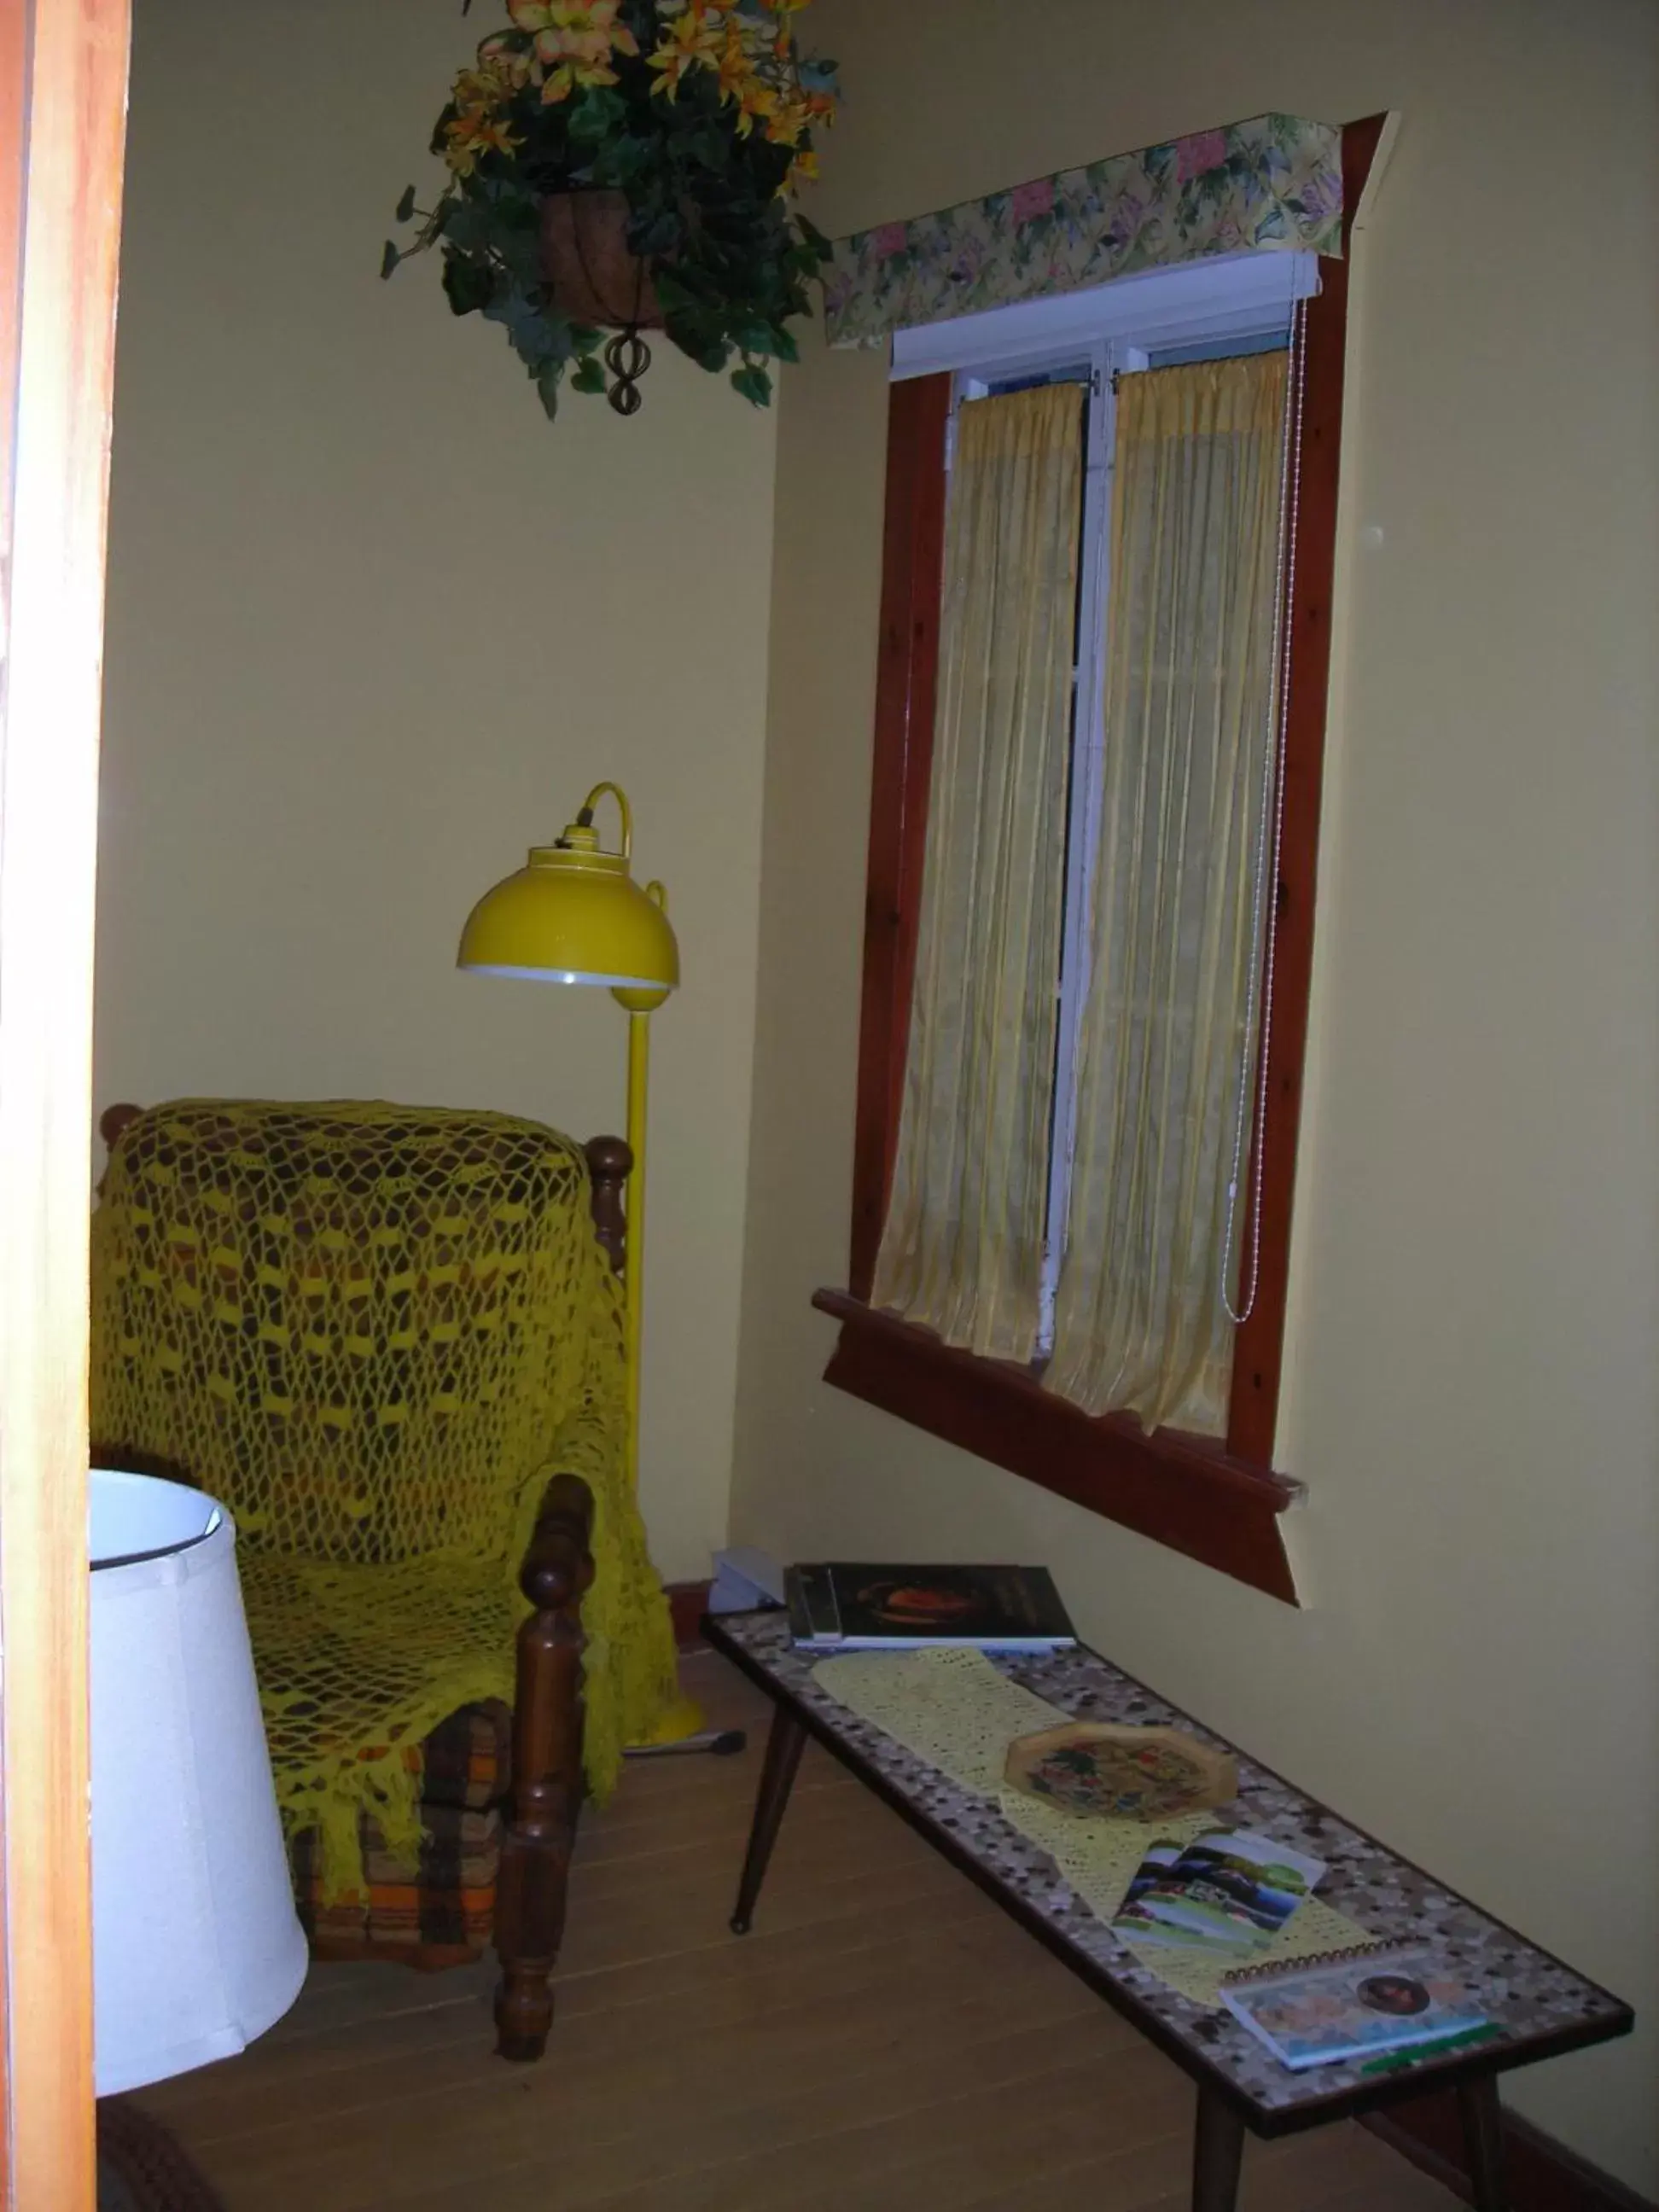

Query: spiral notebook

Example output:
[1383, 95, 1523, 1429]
[1219, 1943, 1488, 2070]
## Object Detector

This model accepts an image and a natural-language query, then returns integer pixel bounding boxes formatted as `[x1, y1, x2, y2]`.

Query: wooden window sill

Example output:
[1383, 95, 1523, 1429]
[812, 1290, 1302, 1604]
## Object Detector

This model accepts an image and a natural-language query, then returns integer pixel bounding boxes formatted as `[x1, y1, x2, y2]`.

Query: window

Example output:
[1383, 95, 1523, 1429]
[817, 118, 1385, 1603]
[884, 254, 1309, 1398]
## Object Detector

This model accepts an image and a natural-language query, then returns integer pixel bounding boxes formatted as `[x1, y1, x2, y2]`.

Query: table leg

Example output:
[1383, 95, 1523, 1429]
[1192, 2087, 1245, 2212]
[1458, 2075, 1508, 2212]
[729, 1704, 807, 1935]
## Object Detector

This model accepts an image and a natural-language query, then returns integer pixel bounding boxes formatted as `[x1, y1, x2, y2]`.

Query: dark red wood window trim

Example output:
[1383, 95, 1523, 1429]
[820, 117, 1387, 1605]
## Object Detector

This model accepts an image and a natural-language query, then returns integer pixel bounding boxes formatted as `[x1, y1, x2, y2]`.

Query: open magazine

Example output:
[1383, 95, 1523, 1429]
[1110, 1828, 1325, 1968]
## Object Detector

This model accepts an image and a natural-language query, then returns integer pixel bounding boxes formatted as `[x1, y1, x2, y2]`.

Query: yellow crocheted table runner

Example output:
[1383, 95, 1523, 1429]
[812, 1647, 1373, 2009]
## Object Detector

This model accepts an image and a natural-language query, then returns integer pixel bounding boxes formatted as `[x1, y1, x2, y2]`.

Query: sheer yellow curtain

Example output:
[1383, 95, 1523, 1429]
[1049, 351, 1287, 1432]
[871, 381, 1084, 1360]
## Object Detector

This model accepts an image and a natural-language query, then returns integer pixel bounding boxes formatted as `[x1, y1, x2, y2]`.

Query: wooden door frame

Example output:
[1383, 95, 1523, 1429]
[0, 1, 131, 2202]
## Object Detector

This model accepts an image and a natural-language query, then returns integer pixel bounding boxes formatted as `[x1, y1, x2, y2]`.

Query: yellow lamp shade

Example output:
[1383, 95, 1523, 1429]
[457, 798, 678, 1013]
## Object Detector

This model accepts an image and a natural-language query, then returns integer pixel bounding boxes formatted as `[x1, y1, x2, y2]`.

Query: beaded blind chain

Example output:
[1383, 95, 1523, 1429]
[1220, 296, 1308, 1327]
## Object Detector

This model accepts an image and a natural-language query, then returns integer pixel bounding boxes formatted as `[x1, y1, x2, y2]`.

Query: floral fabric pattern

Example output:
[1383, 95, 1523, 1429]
[824, 113, 1342, 349]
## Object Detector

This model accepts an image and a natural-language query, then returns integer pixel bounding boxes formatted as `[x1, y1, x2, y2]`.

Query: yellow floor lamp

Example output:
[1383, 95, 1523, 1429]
[457, 782, 704, 1747]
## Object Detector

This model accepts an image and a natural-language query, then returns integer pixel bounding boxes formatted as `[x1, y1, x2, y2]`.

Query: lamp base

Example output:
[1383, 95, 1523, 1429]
[628, 1691, 708, 1749]
[624, 1726, 747, 1759]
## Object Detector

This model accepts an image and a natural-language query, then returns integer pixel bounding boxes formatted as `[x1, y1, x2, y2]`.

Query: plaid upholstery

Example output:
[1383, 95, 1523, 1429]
[292, 1700, 514, 1953]
[419, 1699, 512, 1812]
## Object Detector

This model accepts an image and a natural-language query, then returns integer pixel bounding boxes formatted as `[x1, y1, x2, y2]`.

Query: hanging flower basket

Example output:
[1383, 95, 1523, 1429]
[381, 1, 839, 422]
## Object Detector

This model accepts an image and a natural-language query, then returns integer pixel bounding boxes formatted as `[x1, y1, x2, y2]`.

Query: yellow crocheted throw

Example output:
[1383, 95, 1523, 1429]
[90, 1099, 679, 1901]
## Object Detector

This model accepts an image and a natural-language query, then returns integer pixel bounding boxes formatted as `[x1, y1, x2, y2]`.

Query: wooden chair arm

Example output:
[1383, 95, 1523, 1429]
[497, 1469, 594, 2061]
[581, 1135, 631, 1276]
[517, 1470, 595, 1614]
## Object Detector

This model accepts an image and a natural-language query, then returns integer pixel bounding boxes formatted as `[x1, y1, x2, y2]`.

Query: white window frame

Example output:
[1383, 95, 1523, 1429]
[892, 250, 1320, 1351]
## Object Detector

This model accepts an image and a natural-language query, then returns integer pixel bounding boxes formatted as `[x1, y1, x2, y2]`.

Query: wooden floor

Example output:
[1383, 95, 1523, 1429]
[137, 1651, 1462, 2212]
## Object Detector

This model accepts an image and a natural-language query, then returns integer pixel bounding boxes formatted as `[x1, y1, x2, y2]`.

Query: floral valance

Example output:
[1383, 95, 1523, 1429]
[824, 114, 1342, 349]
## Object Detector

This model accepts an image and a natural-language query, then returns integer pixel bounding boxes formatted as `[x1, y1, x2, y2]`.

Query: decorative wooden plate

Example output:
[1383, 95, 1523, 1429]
[1003, 1722, 1238, 1822]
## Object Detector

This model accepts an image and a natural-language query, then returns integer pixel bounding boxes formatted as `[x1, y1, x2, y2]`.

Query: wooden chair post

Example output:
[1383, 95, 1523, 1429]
[493, 1472, 595, 2062]
[584, 1134, 632, 1277]
[492, 1137, 627, 2057]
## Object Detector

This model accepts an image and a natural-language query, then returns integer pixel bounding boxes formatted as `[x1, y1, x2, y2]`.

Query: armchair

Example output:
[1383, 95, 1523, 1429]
[90, 1100, 679, 2062]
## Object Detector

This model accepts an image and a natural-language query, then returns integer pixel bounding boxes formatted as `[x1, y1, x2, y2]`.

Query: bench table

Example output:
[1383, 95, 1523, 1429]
[704, 1610, 1632, 2212]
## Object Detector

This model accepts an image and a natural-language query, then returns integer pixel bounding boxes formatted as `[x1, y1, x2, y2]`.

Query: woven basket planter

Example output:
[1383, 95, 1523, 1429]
[538, 190, 665, 332]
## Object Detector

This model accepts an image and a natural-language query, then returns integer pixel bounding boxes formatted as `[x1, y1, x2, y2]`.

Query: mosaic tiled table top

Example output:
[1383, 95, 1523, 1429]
[707, 1610, 1631, 2122]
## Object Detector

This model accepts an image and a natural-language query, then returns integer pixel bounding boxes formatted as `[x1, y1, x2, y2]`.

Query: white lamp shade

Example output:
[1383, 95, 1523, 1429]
[90, 1469, 308, 2095]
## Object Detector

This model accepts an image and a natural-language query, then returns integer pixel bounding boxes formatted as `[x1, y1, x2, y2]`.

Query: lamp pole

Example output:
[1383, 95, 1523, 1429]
[620, 887, 666, 1494]
[457, 781, 677, 1494]
[458, 785, 720, 1747]
[625, 1006, 649, 1489]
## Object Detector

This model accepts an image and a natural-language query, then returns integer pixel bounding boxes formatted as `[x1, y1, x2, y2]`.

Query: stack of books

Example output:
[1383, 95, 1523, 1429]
[785, 1562, 1076, 1653]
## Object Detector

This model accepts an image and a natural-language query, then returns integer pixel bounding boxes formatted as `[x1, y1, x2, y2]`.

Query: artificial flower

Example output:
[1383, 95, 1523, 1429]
[450, 55, 521, 114]
[508, 0, 641, 103]
[649, 7, 725, 96]
[476, 31, 539, 89]
[742, 85, 782, 134]
[653, 0, 740, 21]
[443, 108, 523, 176]
[761, 91, 806, 146]
[713, 23, 760, 120]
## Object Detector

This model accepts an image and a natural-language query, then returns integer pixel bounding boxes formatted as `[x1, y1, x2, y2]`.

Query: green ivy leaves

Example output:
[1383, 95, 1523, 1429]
[730, 362, 771, 407]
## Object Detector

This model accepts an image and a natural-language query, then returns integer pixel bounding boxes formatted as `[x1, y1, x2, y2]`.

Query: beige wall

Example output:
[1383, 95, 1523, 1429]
[733, 0, 1658, 2187]
[95, 0, 777, 1583]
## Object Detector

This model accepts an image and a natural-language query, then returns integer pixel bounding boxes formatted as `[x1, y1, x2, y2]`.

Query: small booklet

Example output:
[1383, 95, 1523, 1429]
[785, 1563, 1075, 1652]
[1110, 1829, 1326, 1966]
[1220, 1945, 1488, 2071]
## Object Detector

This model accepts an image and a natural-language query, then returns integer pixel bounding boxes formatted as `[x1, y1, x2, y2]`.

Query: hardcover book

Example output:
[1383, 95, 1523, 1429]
[1219, 1946, 1488, 2071]
[784, 1563, 1075, 1651]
